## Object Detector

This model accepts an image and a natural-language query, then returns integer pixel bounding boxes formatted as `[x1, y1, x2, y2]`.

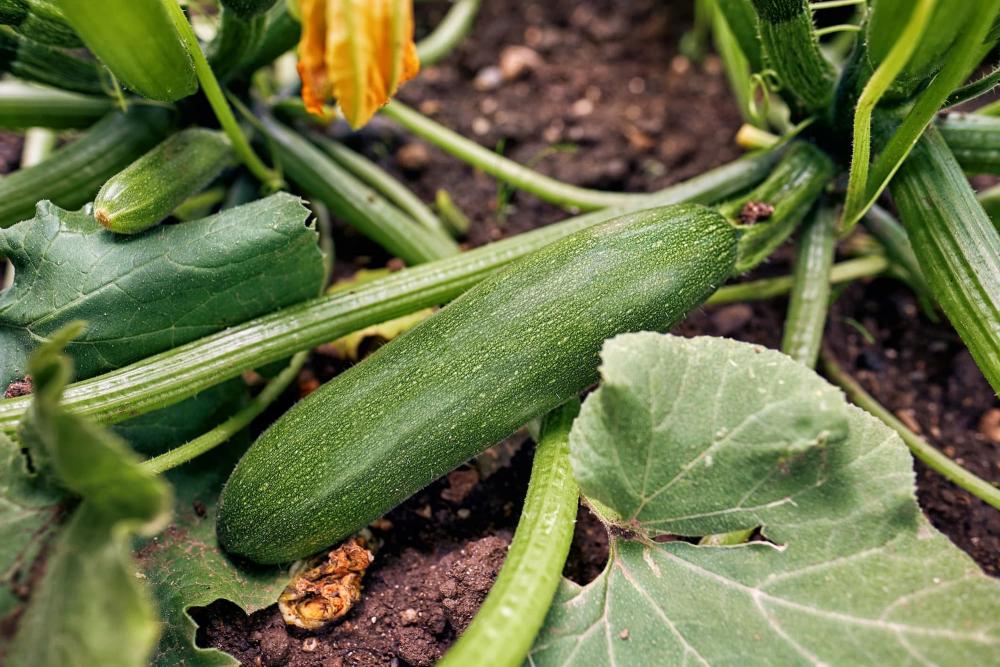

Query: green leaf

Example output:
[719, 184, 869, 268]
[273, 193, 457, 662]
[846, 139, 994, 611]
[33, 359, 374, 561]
[139, 442, 290, 667]
[4, 327, 172, 667]
[531, 334, 1000, 666]
[0, 193, 324, 389]
[0, 430, 62, 619]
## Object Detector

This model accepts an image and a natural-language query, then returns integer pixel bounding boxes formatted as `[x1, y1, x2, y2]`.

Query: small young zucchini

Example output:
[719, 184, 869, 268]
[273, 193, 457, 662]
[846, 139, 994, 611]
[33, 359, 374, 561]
[0, 106, 174, 228]
[56, 0, 197, 102]
[94, 128, 234, 235]
[890, 125, 1000, 396]
[217, 204, 738, 564]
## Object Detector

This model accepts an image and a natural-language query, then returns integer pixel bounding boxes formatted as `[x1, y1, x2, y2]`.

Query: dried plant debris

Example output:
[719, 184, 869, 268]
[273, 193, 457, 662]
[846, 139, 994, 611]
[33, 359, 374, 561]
[738, 200, 775, 225]
[278, 535, 376, 631]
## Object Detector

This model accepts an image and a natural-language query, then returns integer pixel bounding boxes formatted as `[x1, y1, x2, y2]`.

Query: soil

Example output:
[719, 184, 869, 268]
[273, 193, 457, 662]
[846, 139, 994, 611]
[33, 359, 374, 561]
[1, 0, 997, 664]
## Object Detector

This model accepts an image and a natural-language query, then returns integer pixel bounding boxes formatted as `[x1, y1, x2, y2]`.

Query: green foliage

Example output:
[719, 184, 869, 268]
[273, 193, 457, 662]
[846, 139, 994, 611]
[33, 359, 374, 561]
[531, 334, 1000, 665]
[4, 327, 171, 667]
[141, 443, 289, 667]
[0, 194, 323, 389]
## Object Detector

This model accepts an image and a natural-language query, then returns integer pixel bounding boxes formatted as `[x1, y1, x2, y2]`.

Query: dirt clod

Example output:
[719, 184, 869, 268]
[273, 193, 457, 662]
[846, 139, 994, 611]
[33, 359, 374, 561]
[739, 200, 775, 225]
[4, 375, 33, 399]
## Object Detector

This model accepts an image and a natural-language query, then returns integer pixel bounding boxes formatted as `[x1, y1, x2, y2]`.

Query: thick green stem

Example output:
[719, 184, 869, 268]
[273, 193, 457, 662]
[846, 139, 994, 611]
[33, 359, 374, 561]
[142, 351, 307, 474]
[161, 0, 281, 189]
[936, 112, 1000, 174]
[977, 183, 1000, 230]
[261, 116, 460, 264]
[439, 400, 580, 667]
[781, 204, 836, 368]
[381, 101, 640, 211]
[0, 151, 776, 434]
[310, 133, 452, 240]
[946, 63, 1000, 108]
[889, 126, 1000, 396]
[750, 0, 836, 114]
[823, 353, 1000, 510]
[724, 141, 834, 274]
[415, 0, 480, 66]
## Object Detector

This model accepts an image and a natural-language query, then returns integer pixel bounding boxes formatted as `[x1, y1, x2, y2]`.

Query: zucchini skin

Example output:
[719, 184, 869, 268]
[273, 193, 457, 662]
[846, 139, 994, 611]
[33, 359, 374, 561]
[890, 126, 1000, 395]
[56, 0, 196, 102]
[95, 128, 234, 235]
[218, 204, 738, 564]
[0, 106, 174, 228]
[0, 0, 81, 46]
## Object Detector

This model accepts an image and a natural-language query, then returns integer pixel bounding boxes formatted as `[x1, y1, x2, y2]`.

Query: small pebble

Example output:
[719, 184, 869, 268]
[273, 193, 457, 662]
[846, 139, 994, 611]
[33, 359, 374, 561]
[499, 45, 543, 81]
[619, 629, 630, 640]
[471, 117, 492, 136]
[396, 142, 431, 171]
[979, 408, 1000, 442]
[473, 66, 503, 91]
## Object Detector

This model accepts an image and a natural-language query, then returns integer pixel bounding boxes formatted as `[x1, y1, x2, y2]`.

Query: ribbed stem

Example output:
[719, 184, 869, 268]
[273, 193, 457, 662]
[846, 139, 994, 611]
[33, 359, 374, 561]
[781, 204, 836, 367]
[438, 400, 580, 667]
[0, 151, 774, 435]
[261, 116, 460, 264]
[936, 112, 1000, 175]
[311, 133, 452, 240]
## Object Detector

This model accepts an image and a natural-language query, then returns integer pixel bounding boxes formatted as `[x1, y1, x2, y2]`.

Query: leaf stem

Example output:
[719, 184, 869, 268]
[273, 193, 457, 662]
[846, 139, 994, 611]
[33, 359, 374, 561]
[0, 150, 776, 434]
[142, 351, 307, 474]
[822, 353, 1000, 510]
[841, 0, 935, 233]
[813, 24, 861, 37]
[310, 133, 452, 239]
[438, 400, 580, 667]
[415, 0, 480, 66]
[781, 203, 837, 368]
[809, 0, 864, 9]
[161, 0, 281, 189]
[381, 101, 639, 211]
[945, 62, 1000, 108]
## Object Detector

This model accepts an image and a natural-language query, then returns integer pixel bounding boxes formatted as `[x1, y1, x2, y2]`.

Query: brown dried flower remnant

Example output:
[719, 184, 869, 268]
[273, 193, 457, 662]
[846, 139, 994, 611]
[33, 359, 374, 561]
[278, 536, 375, 630]
[739, 200, 775, 225]
[4, 375, 33, 399]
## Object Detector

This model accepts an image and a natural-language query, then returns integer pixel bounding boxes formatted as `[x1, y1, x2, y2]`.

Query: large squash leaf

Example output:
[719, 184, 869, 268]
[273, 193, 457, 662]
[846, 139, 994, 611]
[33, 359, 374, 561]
[531, 334, 1000, 666]
[3, 326, 171, 667]
[0, 193, 323, 388]
[139, 440, 290, 667]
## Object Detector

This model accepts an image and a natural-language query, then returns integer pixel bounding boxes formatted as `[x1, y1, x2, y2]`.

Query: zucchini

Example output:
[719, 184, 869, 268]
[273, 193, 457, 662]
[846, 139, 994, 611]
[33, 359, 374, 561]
[56, 0, 196, 102]
[0, 25, 104, 94]
[890, 125, 1000, 396]
[0, 106, 174, 228]
[94, 128, 234, 234]
[0, 0, 80, 46]
[0, 81, 111, 129]
[217, 203, 738, 564]
[936, 112, 1000, 175]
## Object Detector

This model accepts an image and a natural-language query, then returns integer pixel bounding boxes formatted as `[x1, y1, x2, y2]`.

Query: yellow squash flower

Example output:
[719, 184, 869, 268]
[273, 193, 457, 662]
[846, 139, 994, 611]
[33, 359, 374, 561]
[298, 0, 420, 128]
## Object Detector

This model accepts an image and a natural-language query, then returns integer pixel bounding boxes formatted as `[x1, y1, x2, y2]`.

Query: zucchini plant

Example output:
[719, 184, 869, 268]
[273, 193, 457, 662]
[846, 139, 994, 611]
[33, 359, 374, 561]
[0, 0, 998, 665]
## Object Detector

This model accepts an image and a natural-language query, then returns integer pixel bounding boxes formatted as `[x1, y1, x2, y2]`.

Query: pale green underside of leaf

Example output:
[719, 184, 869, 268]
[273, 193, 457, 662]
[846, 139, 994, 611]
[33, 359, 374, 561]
[140, 442, 290, 667]
[530, 334, 1000, 666]
[5, 341, 172, 667]
[0, 193, 323, 388]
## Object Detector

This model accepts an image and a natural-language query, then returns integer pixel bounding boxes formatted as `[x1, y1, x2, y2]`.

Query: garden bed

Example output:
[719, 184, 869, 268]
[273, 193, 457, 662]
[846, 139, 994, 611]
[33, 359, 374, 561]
[142, 0, 1000, 664]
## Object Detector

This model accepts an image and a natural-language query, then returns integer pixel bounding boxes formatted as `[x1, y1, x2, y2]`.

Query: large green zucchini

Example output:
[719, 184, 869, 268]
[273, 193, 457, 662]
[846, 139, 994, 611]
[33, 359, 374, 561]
[218, 204, 737, 563]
